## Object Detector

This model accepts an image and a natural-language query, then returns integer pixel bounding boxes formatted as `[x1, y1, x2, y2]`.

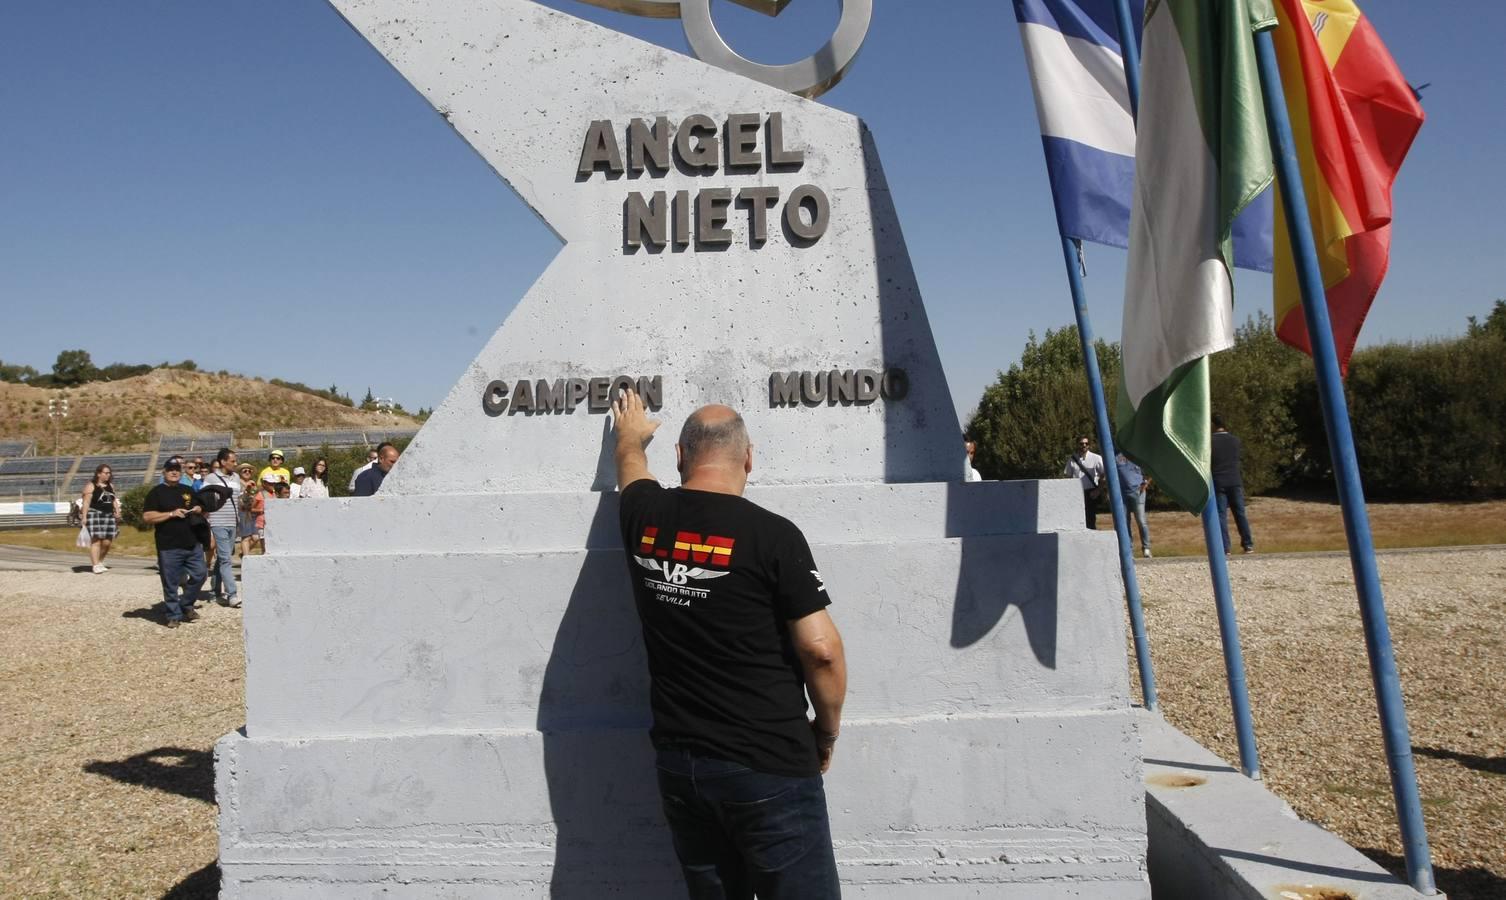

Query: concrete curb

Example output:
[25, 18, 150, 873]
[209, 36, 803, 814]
[1138, 709, 1441, 900]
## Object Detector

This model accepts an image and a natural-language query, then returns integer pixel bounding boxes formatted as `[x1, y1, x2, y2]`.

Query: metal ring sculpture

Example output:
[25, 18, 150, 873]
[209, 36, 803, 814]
[574, 0, 872, 99]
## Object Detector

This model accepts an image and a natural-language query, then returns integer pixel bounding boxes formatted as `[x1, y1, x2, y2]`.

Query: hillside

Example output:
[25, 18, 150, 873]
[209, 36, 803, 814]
[0, 369, 421, 454]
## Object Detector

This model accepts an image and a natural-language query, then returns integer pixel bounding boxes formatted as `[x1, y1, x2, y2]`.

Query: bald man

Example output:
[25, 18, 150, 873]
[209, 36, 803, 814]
[613, 387, 847, 899]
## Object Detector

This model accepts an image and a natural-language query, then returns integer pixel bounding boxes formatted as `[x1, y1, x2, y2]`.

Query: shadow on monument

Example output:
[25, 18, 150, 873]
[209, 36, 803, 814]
[84, 746, 214, 805]
[944, 481, 1058, 666]
[537, 492, 681, 897]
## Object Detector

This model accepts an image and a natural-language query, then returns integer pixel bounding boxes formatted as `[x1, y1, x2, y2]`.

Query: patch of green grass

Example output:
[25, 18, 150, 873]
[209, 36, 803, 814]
[0, 526, 156, 557]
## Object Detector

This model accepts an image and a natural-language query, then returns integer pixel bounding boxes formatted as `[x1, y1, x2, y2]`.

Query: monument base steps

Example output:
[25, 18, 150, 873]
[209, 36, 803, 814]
[218, 480, 1149, 896]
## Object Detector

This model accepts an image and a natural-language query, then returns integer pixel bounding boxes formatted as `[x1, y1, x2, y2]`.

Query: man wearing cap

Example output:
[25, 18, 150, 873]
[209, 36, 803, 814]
[142, 459, 207, 628]
[258, 451, 291, 487]
[288, 466, 307, 499]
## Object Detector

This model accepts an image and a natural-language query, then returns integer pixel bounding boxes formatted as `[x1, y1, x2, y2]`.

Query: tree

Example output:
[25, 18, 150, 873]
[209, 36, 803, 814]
[1466, 298, 1506, 340]
[361, 387, 376, 411]
[52, 349, 97, 386]
[0, 358, 39, 383]
[1208, 312, 1307, 494]
[966, 326, 1119, 481]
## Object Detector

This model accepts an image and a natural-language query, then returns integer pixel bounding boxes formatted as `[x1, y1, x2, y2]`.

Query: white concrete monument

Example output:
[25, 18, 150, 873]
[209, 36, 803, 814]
[216, 1, 1149, 896]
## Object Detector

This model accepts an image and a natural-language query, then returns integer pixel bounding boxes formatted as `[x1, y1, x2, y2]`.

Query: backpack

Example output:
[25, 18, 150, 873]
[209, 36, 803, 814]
[197, 483, 234, 513]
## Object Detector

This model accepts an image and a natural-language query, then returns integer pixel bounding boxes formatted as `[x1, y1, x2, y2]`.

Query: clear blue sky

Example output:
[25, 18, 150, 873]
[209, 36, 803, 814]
[2, 1, 1501, 422]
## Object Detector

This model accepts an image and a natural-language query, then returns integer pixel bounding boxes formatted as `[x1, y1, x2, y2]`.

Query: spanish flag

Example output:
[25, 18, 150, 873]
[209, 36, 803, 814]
[1270, 0, 1424, 372]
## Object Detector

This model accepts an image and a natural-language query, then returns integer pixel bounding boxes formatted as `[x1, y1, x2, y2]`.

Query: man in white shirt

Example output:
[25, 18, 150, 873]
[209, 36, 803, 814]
[1063, 435, 1106, 530]
[289, 467, 307, 499]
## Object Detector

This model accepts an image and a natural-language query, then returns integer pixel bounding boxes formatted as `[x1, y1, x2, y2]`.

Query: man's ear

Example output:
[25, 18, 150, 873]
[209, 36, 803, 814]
[744, 444, 753, 475]
[675, 444, 684, 476]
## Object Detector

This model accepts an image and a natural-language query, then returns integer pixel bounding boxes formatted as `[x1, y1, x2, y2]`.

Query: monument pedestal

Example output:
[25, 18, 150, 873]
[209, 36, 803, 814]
[218, 479, 1147, 897]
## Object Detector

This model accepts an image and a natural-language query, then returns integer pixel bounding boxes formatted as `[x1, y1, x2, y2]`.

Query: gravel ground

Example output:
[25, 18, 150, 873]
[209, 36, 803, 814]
[1135, 548, 1506, 899]
[1, 550, 1501, 898]
[0, 570, 242, 899]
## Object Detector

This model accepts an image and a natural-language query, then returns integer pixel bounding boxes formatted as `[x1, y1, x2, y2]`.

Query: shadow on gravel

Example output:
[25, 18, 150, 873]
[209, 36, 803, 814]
[1358, 848, 1506, 900]
[161, 861, 219, 899]
[1413, 744, 1506, 775]
[122, 605, 172, 625]
[84, 746, 214, 805]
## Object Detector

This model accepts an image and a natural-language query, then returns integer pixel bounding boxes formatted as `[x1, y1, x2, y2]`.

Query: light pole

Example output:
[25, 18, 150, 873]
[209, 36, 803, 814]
[47, 393, 68, 502]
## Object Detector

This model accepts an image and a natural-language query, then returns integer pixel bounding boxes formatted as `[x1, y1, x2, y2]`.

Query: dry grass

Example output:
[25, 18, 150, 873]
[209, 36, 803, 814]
[0, 368, 419, 454]
[0, 526, 157, 557]
[1135, 548, 1506, 899]
[1101, 496, 1506, 557]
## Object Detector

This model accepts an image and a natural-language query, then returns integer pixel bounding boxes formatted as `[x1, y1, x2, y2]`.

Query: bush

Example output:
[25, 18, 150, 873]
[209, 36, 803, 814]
[968, 302, 1506, 502]
[119, 483, 154, 530]
[1208, 313, 1308, 495]
[1292, 332, 1506, 499]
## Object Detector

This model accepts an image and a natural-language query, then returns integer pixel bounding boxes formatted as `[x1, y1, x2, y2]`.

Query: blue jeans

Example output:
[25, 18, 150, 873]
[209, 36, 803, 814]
[209, 524, 238, 600]
[157, 547, 206, 620]
[1214, 484, 1254, 552]
[1121, 488, 1151, 552]
[655, 749, 840, 900]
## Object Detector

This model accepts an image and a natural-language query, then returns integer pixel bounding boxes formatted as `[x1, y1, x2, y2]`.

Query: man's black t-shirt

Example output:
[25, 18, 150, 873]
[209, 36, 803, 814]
[1211, 431, 1244, 488]
[618, 480, 830, 777]
[144, 482, 201, 552]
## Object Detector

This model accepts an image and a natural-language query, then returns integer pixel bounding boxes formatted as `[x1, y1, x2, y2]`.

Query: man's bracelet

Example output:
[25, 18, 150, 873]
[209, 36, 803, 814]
[814, 728, 839, 746]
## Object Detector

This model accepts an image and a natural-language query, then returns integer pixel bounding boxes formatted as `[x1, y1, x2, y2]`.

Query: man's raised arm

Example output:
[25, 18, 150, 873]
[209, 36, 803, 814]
[612, 387, 660, 490]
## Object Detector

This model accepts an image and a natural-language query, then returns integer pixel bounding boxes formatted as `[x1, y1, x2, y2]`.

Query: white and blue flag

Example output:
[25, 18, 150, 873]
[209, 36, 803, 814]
[1013, 0, 1272, 271]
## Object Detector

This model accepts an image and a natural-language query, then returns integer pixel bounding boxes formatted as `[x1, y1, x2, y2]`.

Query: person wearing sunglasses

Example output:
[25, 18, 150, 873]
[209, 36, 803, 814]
[1063, 435, 1106, 530]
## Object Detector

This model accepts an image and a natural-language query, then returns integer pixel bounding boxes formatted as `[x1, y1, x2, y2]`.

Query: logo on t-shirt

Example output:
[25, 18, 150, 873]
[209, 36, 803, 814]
[633, 526, 737, 604]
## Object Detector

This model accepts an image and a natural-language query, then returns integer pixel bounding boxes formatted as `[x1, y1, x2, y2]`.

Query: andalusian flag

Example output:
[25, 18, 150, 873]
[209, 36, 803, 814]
[1116, 0, 1274, 512]
[1269, 0, 1424, 371]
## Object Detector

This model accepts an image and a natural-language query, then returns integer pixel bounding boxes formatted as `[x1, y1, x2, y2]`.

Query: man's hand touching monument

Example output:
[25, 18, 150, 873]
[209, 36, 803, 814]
[612, 387, 659, 490]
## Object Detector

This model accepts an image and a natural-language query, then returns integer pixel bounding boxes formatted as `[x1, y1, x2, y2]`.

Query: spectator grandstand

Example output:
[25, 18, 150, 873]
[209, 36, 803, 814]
[0, 440, 36, 458]
[157, 433, 234, 454]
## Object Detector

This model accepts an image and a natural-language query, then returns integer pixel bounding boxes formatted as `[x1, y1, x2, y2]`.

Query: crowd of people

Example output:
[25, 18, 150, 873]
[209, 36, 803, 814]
[77, 443, 401, 628]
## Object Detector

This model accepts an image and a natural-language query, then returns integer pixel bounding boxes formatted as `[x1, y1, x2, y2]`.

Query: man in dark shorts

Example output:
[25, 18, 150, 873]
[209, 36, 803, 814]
[612, 387, 848, 899]
[142, 458, 207, 628]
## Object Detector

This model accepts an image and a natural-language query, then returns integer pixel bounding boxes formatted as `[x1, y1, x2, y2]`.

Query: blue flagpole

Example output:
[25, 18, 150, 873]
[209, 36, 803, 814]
[1110, 0, 1142, 118]
[1252, 27, 1436, 895]
[1109, 0, 1257, 751]
[1201, 500, 1260, 778]
[1059, 236, 1157, 711]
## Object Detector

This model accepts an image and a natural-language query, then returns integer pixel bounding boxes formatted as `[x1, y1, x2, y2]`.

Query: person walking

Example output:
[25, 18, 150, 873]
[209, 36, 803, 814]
[81, 463, 121, 574]
[1063, 436, 1107, 530]
[141, 459, 206, 628]
[613, 387, 847, 899]
[203, 448, 243, 607]
[1211, 414, 1255, 554]
[298, 458, 331, 499]
[1115, 452, 1153, 558]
